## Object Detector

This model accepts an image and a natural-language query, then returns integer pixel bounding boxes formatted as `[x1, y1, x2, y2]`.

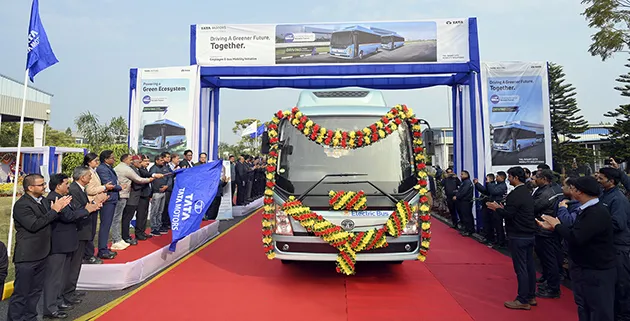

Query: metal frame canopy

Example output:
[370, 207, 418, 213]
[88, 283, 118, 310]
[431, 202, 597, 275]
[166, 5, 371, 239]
[129, 17, 485, 185]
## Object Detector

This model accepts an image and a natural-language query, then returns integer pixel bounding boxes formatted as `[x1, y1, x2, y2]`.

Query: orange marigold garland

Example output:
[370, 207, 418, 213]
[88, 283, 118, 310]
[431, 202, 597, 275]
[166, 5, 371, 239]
[328, 190, 367, 211]
[262, 104, 432, 273]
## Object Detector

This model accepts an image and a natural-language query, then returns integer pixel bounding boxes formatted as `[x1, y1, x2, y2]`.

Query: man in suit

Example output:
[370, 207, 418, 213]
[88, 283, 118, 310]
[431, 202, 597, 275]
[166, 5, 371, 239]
[96, 150, 126, 259]
[0, 241, 7, 299]
[42, 173, 100, 319]
[178, 149, 194, 168]
[135, 155, 154, 240]
[8, 174, 72, 321]
[487, 167, 537, 310]
[65, 166, 107, 304]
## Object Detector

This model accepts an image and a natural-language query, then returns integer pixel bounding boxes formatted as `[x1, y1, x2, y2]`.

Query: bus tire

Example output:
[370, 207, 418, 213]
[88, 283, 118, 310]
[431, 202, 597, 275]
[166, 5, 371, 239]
[359, 51, 364, 59]
[517, 145, 521, 152]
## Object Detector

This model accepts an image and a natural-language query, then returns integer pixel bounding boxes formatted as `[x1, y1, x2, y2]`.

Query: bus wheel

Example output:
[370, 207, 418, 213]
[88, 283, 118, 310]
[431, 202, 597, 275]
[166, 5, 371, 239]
[359, 51, 364, 59]
[517, 145, 521, 152]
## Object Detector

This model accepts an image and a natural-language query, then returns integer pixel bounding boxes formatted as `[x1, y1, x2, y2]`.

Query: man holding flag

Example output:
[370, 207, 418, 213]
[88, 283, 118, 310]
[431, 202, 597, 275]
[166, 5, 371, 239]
[8, 0, 59, 320]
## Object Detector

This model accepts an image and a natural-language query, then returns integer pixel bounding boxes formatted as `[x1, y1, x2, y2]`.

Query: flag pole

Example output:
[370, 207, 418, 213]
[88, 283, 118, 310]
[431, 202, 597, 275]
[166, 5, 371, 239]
[7, 69, 30, 257]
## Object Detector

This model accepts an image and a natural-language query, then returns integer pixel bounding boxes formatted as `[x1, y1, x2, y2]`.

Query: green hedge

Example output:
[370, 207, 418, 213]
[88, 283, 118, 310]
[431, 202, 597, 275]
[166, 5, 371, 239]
[61, 144, 131, 177]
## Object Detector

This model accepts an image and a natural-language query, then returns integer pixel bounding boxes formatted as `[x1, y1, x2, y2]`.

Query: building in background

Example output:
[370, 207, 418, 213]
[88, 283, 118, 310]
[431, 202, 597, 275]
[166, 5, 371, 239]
[0, 73, 52, 147]
[423, 124, 610, 173]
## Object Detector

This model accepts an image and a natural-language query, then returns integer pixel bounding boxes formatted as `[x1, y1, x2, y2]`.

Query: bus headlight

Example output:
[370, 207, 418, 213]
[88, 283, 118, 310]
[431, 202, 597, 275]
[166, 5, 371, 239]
[275, 210, 293, 235]
[402, 212, 419, 235]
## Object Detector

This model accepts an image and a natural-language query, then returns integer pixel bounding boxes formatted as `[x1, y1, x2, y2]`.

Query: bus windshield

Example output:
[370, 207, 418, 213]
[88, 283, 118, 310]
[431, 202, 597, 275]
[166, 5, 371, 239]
[381, 36, 392, 44]
[331, 32, 353, 48]
[143, 125, 162, 140]
[277, 115, 415, 205]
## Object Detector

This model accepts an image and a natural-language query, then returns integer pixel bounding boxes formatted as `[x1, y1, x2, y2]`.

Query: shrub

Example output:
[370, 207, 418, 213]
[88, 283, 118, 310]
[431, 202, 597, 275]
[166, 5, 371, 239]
[61, 144, 131, 177]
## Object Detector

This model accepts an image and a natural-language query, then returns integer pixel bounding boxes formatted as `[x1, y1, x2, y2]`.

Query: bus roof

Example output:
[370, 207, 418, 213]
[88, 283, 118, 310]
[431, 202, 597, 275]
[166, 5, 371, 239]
[491, 121, 544, 133]
[295, 89, 390, 116]
[145, 118, 185, 128]
[333, 25, 381, 36]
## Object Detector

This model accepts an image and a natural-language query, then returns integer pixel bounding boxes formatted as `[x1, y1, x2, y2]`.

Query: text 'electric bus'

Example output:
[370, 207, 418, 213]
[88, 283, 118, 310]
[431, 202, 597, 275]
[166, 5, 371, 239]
[262, 89, 431, 264]
[329, 26, 381, 60]
[140, 119, 186, 150]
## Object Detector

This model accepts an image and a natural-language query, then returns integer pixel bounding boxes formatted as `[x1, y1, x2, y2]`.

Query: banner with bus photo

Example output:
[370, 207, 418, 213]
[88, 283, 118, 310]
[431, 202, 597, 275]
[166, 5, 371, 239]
[130, 67, 199, 160]
[193, 19, 470, 66]
[480, 62, 553, 173]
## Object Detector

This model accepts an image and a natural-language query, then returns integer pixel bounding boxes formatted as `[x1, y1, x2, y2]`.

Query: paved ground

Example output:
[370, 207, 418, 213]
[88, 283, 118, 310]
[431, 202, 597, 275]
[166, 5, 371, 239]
[276, 41, 438, 64]
[0, 215, 250, 320]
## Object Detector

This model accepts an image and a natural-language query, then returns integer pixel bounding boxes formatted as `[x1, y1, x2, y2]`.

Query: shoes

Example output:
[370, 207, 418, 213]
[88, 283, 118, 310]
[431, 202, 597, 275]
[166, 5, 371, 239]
[529, 299, 537, 306]
[536, 276, 546, 283]
[111, 240, 129, 251]
[65, 297, 82, 305]
[504, 300, 531, 310]
[98, 252, 116, 260]
[124, 238, 138, 246]
[135, 234, 147, 241]
[43, 311, 68, 319]
[159, 227, 169, 234]
[58, 303, 74, 311]
[83, 256, 103, 264]
[71, 291, 87, 297]
[150, 230, 162, 237]
[142, 232, 153, 239]
[536, 289, 561, 299]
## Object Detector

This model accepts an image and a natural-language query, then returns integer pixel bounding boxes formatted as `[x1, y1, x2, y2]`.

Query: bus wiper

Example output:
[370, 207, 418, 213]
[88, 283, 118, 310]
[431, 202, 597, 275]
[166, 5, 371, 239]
[297, 173, 367, 202]
[324, 180, 398, 205]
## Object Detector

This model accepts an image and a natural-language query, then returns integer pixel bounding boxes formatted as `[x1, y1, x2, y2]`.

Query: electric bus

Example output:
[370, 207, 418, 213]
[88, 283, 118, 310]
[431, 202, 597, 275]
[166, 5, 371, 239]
[380, 33, 405, 50]
[329, 26, 381, 60]
[263, 89, 428, 264]
[491, 121, 544, 153]
[140, 119, 187, 150]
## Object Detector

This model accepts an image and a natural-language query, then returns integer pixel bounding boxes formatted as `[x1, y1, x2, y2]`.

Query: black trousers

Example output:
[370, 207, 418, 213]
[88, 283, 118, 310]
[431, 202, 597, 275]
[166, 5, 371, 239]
[206, 196, 222, 220]
[8, 259, 47, 321]
[161, 191, 172, 228]
[615, 249, 630, 320]
[508, 236, 536, 304]
[231, 181, 236, 203]
[236, 180, 247, 205]
[535, 235, 562, 292]
[135, 197, 150, 236]
[457, 200, 474, 233]
[43, 253, 72, 315]
[446, 197, 458, 226]
[84, 211, 98, 259]
[64, 240, 87, 299]
[481, 207, 495, 242]
[493, 211, 506, 245]
[122, 204, 138, 240]
[570, 264, 615, 321]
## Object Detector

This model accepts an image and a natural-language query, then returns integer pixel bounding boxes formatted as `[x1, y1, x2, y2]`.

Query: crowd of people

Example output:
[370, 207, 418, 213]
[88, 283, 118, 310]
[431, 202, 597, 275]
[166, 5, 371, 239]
[435, 161, 630, 320]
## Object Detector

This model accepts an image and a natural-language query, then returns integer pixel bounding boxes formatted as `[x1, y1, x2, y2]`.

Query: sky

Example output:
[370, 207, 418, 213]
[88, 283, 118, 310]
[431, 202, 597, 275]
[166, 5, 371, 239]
[0, 0, 627, 145]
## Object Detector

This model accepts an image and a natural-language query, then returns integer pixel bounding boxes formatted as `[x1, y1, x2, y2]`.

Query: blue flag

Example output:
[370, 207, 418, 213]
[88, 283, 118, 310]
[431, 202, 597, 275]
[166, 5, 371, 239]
[249, 124, 265, 138]
[26, 0, 58, 82]
[168, 160, 223, 251]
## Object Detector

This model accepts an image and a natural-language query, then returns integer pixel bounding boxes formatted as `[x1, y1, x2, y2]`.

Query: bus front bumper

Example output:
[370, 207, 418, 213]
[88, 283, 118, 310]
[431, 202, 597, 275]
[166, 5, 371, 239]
[272, 234, 420, 262]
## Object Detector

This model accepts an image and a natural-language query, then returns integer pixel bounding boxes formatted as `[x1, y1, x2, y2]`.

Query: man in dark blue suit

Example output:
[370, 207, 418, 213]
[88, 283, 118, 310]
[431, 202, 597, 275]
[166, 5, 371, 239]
[42, 173, 100, 319]
[95, 150, 126, 260]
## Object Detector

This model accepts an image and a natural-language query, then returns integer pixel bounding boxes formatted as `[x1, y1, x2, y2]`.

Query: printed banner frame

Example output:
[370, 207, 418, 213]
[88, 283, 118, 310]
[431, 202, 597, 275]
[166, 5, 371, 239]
[480, 61, 553, 174]
[191, 19, 471, 67]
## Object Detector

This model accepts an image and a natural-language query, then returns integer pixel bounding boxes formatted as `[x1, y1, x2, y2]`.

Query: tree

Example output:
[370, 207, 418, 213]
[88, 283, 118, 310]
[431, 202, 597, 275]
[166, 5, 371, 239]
[603, 58, 630, 161]
[548, 63, 592, 172]
[65, 127, 72, 135]
[74, 111, 129, 149]
[0, 123, 73, 147]
[581, 0, 630, 61]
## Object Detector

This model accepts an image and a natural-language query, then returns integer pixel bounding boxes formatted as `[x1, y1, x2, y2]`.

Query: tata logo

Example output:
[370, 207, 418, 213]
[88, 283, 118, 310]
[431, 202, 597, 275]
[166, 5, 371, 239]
[284, 33, 294, 43]
[142, 95, 151, 104]
[446, 20, 464, 25]
[490, 95, 500, 104]
[340, 219, 355, 231]
[194, 200, 205, 215]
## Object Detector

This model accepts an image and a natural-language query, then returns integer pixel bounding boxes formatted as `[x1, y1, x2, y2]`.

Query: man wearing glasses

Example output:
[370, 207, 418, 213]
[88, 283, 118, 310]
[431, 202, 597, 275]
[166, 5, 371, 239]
[7, 174, 72, 321]
[179, 150, 194, 168]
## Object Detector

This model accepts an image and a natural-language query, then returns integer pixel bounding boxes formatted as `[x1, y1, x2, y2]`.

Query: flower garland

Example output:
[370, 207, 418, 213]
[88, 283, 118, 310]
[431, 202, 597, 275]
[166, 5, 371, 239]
[328, 190, 367, 211]
[262, 104, 433, 275]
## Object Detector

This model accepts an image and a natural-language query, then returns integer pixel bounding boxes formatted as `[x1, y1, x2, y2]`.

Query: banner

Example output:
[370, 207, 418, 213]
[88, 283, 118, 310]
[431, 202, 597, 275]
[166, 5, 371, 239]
[481, 62, 552, 173]
[130, 67, 199, 160]
[168, 160, 223, 251]
[193, 19, 469, 66]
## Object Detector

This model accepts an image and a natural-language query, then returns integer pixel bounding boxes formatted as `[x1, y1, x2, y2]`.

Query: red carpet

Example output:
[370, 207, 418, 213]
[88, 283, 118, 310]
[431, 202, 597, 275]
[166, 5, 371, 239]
[99, 221, 215, 264]
[96, 214, 578, 321]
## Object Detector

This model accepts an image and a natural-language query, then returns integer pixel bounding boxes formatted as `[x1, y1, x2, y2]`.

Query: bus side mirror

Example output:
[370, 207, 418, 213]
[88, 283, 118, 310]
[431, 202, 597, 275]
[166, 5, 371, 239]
[261, 131, 270, 155]
[423, 131, 435, 156]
